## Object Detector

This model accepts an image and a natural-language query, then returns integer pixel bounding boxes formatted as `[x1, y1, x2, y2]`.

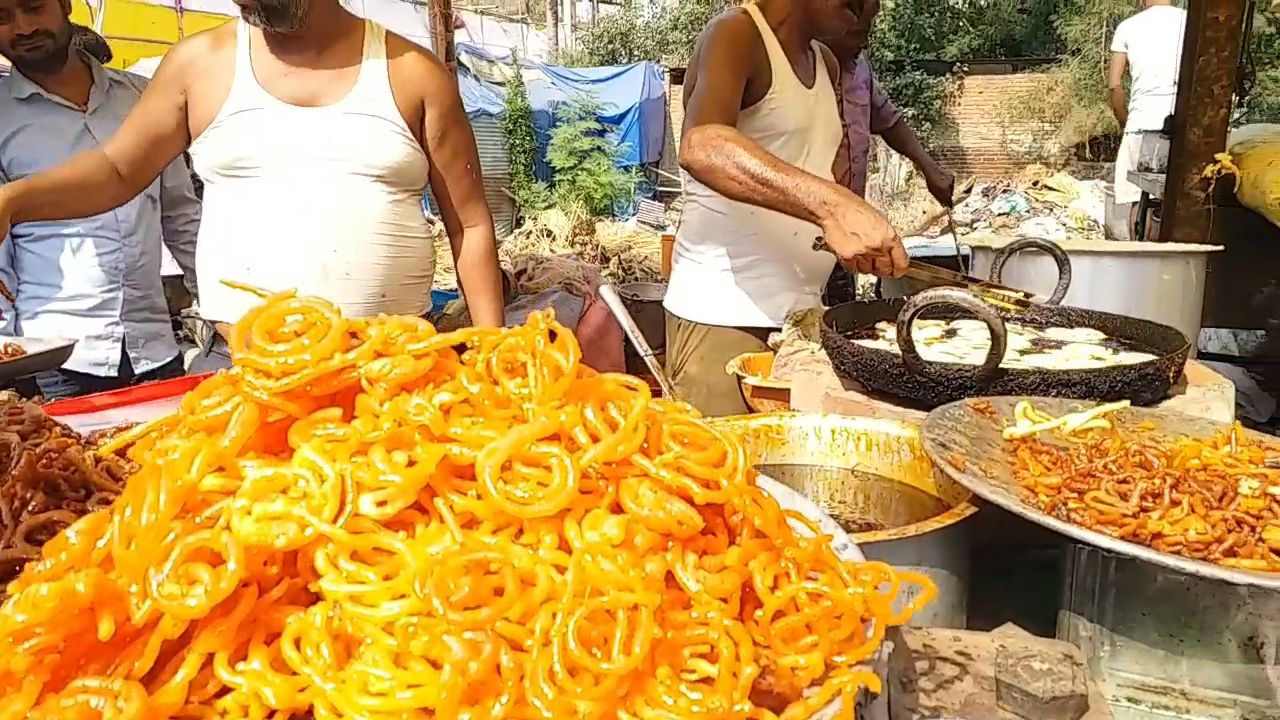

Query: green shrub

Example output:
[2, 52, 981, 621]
[545, 96, 638, 217]
[501, 61, 552, 215]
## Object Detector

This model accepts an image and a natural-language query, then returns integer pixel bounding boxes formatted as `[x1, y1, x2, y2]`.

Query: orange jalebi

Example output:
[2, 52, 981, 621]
[1007, 401, 1280, 572]
[0, 288, 933, 720]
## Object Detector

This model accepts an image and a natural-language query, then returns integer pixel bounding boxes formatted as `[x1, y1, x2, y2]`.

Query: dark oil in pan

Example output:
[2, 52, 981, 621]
[755, 463, 950, 534]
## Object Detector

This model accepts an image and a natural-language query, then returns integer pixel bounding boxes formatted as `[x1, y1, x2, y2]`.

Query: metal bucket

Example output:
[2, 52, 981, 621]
[711, 412, 978, 628]
[617, 282, 666, 354]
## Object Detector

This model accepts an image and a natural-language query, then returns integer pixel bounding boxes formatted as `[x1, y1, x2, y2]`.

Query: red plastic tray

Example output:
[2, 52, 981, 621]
[44, 373, 213, 434]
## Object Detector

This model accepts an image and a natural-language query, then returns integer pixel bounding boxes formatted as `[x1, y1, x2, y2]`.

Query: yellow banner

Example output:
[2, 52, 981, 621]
[72, 0, 232, 69]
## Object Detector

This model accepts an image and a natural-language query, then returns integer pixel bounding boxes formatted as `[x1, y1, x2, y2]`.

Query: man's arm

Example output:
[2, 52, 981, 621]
[401, 45, 504, 328]
[0, 34, 199, 230]
[681, 12, 905, 276]
[159, 154, 201, 297]
[868, 70, 954, 207]
[1108, 52, 1129, 129]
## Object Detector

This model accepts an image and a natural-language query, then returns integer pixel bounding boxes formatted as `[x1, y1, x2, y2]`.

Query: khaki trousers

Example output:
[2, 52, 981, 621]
[664, 310, 774, 417]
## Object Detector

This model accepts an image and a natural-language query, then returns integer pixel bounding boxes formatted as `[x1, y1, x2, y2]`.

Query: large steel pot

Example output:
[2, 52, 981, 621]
[712, 412, 978, 629]
[966, 236, 1222, 355]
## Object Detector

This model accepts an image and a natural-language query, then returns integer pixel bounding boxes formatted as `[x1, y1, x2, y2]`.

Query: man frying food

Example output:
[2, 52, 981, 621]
[0, 0, 506, 372]
[664, 0, 906, 417]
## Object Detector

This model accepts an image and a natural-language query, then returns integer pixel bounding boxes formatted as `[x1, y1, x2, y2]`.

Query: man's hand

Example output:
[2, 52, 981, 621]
[819, 191, 908, 277]
[925, 165, 956, 208]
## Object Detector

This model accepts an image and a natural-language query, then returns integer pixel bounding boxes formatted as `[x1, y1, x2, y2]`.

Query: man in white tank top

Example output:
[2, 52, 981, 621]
[665, 0, 906, 416]
[0, 0, 506, 370]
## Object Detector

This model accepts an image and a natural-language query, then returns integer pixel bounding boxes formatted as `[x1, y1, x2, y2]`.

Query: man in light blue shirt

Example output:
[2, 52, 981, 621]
[0, 0, 200, 399]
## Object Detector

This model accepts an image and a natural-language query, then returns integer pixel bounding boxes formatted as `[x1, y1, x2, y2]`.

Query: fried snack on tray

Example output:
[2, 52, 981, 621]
[1006, 400, 1280, 572]
[0, 288, 934, 720]
[0, 342, 26, 361]
[0, 397, 134, 592]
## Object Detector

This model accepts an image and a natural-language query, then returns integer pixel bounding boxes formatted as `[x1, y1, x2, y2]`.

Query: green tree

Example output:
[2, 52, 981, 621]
[565, 0, 730, 67]
[868, 0, 1068, 145]
[545, 96, 638, 217]
[874, 0, 1065, 60]
[501, 60, 551, 214]
[1241, 4, 1280, 124]
[1033, 0, 1137, 146]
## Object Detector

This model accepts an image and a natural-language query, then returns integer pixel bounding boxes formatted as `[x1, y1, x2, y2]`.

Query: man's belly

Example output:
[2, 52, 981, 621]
[193, 192, 438, 323]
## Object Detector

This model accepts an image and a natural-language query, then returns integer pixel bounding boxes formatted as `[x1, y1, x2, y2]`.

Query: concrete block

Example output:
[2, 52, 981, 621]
[887, 627, 1111, 720]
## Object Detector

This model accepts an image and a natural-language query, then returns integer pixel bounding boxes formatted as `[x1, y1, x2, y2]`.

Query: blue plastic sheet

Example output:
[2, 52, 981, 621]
[455, 43, 666, 174]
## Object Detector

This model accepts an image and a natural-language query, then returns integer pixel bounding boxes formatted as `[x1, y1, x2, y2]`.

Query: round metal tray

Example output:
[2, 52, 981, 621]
[920, 396, 1280, 590]
[0, 337, 76, 382]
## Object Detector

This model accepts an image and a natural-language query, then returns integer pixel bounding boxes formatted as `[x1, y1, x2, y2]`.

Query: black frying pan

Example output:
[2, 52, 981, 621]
[821, 249, 1191, 409]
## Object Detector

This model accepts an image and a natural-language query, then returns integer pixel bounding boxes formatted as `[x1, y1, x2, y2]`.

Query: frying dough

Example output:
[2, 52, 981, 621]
[854, 320, 1158, 371]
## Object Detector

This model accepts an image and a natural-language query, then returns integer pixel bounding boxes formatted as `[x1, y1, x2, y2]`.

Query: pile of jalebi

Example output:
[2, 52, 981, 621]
[1008, 401, 1280, 572]
[0, 396, 133, 590]
[0, 288, 933, 720]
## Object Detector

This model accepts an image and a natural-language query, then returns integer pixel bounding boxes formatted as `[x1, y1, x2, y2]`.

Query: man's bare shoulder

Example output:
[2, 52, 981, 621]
[384, 32, 452, 88]
[697, 7, 760, 56]
[687, 7, 763, 82]
[154, 22, 237, 79]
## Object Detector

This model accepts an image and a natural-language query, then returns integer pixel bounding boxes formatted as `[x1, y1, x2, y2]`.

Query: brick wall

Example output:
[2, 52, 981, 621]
[660, 70, 686, 181]
[662, 70, 1066, 182]
[933, 72, 1068, 178]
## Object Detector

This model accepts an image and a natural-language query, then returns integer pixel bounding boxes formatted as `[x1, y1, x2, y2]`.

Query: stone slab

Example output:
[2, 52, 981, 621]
[887, 626, 1113, 720]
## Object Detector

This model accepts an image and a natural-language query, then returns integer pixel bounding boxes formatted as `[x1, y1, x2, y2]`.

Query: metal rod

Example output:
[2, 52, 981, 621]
[596, 284, 678, 401]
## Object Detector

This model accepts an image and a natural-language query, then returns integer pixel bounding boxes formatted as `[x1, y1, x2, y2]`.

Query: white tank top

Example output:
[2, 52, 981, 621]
[664, 3, 841, 328]
[189, 20, 436, 323]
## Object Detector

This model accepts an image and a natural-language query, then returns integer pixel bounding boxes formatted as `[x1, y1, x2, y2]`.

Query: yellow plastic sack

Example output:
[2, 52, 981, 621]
[1226, 124, 1280, 229]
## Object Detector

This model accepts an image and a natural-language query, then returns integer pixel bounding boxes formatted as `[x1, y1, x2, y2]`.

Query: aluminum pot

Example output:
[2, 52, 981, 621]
[965, 236, 1222, 355]
[712, 411, 978, 629]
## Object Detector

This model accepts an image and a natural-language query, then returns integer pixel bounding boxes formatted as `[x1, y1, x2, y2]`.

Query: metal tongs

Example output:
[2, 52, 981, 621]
[900, 262, 1035, 311]
[811, 177, 1034, 311]
[810, 243, 1035, 310]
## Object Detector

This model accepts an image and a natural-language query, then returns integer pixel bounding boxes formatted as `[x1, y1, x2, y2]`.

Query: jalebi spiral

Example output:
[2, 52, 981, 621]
[0, 288, 934, 720]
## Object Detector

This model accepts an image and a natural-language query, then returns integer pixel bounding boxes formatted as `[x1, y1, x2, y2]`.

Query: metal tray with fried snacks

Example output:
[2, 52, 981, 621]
[0, 337, 77, 382]
[920, 396, 1280, 589]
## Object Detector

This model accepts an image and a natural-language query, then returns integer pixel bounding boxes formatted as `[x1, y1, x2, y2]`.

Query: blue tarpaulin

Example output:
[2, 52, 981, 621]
[455, 43, 666, 177]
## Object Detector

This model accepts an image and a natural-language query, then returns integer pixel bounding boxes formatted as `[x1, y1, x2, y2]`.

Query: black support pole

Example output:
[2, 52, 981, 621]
[1160, 0, 1249, 244]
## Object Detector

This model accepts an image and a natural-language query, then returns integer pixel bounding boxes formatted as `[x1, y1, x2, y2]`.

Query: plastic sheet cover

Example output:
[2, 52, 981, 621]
[456, 43, 666, 173]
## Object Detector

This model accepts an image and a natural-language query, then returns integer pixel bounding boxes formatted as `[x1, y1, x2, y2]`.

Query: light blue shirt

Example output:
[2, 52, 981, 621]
[0, 57, 200, 376]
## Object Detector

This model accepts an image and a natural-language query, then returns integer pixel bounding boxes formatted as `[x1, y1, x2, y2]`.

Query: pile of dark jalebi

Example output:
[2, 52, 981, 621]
[0, 289, 933, 720]
[1008, 401, 1280, 572]
[0, 396, 133, 589]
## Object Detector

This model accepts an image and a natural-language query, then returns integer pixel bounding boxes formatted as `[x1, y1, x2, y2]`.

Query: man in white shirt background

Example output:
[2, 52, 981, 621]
[1108, 0, 1187, 240]
[0, 0, 201, 399]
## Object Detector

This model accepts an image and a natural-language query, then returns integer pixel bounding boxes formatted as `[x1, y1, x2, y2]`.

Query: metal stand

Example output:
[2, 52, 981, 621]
[1128, 170, 1166, 241]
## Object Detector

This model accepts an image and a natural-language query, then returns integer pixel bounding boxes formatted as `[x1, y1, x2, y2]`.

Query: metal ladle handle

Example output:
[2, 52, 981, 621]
[897, 287, 1007, 384]
[988, 237, 1073, 306]
[597, 283, 679, 401]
